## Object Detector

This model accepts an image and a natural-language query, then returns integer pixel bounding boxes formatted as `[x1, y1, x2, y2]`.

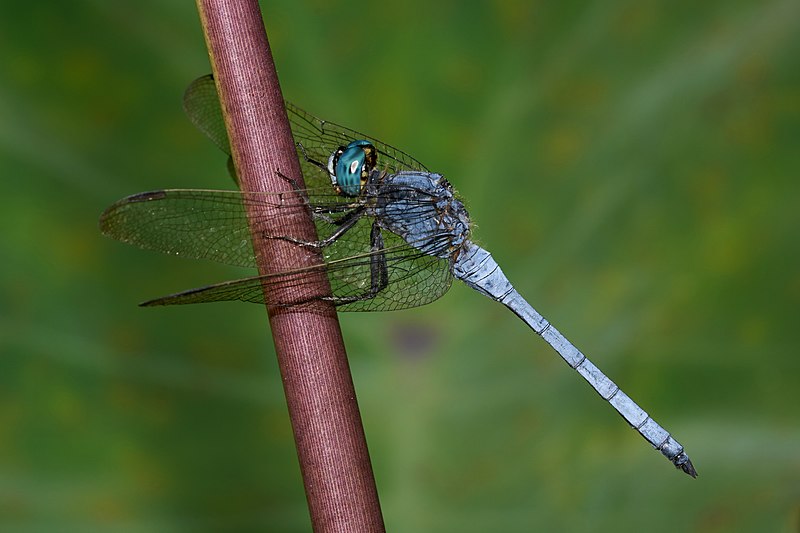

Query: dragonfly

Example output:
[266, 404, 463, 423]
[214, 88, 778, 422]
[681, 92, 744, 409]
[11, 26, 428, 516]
[100, 75, 696, 477]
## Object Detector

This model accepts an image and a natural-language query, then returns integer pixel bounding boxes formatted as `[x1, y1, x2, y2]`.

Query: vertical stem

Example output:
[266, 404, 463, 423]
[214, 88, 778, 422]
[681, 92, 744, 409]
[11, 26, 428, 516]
[194, 2, 385, 530]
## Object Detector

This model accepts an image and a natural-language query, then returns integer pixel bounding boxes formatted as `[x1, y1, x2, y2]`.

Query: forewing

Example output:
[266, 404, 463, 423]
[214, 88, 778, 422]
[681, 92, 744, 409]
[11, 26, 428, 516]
[99, 188, 350, 268]
[183, 74, 429, 189]
[286, 101, 429, 179]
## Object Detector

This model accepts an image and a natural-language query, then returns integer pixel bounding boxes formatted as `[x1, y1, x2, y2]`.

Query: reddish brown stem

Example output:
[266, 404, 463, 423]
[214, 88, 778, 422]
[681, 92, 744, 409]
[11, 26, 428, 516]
[194, 1, 385, 530]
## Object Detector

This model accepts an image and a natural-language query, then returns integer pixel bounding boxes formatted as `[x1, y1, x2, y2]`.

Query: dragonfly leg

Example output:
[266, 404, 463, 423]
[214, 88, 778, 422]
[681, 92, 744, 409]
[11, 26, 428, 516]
[365, 224, 390, 297]
[273, 169, 328, 220]
[275, 168, 306, 194]
[267, 205, 366, 249]
[275, 169, 355, 225]
[296, 141, 328, 173]
[323, 221, 389, 305]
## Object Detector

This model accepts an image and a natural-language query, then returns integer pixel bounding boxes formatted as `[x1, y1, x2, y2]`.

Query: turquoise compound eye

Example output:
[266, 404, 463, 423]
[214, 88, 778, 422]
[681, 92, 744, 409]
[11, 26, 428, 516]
[329, 140, 376, 197]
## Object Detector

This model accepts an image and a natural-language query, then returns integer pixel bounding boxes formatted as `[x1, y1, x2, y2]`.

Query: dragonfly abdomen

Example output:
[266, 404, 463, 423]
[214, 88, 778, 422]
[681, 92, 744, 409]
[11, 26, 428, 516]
[453, 243, 696, 477]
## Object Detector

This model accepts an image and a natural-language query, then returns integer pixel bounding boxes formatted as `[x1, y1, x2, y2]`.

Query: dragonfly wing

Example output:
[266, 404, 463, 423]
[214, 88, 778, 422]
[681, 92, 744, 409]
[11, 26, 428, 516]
[101, 189, 454, 311]
[183, 74, 429, 187]
[99, 188, 349, 268]
[331, 225, 453, 312]
[140, 230, 453, 312]
[286, 101, 430, 176]
[140, 264, 331, 307]
[310, 214, 453, 311]
[183, 75, 231, 156]
[183, 75, 238, 183]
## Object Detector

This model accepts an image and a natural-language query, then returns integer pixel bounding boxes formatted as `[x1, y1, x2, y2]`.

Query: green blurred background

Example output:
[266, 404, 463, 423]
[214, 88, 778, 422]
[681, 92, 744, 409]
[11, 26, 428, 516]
[2, 1, 798, 531]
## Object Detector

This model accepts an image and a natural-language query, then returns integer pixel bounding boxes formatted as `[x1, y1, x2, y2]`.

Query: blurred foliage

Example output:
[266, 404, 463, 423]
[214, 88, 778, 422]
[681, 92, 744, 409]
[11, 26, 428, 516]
[1, 0, 799, 531]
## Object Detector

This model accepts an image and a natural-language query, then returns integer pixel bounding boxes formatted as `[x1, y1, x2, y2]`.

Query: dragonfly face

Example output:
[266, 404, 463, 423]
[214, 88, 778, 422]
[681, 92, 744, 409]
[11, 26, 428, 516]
[327, 139, 377, 197]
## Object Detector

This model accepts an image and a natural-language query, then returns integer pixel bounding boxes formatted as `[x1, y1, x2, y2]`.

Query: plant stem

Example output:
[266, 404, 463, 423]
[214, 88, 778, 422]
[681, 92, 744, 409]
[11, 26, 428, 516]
[194, 2, 385, 530]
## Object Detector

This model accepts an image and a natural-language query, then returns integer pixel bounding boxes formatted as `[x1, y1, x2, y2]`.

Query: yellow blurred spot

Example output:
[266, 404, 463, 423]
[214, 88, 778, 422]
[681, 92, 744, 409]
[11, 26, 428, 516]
[89, 494, 129, 524]
[790, 272, 800, 300]
[53, 386, 83, 426]
[702, 216, 748, 276]
[50, 221, 102, 276]
[544, 125, 584, 169]
[739, 316, 768, 345]
[60, 48, 103, 91]
[688, 166, 726, 214]
[495, 2, 537, 38]
[118, 442, 169, 496]
[550, 77, 609, 110]
[614, 1, 659, 41]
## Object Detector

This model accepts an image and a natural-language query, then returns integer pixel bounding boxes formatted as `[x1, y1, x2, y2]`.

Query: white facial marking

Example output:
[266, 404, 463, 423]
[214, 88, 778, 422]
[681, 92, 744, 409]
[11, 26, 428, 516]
[327, 153, 337, 183]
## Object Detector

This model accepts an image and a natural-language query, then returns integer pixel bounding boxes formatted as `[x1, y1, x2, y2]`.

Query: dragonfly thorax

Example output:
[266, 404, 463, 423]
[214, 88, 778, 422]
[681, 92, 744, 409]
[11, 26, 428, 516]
[374, 172, 472, 261]
[327, 139, 377, 197]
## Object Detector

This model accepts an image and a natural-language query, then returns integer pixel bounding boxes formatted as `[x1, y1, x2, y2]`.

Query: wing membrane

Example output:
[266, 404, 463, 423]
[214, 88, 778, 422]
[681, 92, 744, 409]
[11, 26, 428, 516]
[100, 188, 454, 311]
[183, 76, 231, 156]
[140, 238, 451, 312]
[183, 74, 429, 187]
[104, 78, 450, 311]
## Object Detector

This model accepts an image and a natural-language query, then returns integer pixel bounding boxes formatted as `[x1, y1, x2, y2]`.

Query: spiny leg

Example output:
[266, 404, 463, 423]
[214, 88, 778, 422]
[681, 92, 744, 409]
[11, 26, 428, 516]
[274, 168, 306, 197]
[266, 204, 366, 250]
[275, 168, 358, 224]
[323, 221, 389, 305]
[297, 141, 328, 173]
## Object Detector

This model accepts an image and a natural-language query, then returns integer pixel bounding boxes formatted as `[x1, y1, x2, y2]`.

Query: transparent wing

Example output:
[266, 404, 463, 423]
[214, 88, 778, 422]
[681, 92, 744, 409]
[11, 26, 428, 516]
[119, 77, 446, 311]
[139, 233, 452, 312]
[285, 101, 430, 175]
[99, 188, 346, 268]
[183, 74, 429, 188]
[99, 189, 452, 311]
[183, 75, 231, 156]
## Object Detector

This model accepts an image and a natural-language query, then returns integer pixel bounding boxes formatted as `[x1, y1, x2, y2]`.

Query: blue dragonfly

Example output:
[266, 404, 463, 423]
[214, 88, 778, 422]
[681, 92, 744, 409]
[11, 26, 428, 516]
[100, 75, 696, 477]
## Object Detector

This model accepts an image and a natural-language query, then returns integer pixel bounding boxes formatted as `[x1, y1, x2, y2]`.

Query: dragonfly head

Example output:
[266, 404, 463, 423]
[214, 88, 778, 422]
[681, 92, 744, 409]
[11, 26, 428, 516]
[327, 140, 377, 197]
